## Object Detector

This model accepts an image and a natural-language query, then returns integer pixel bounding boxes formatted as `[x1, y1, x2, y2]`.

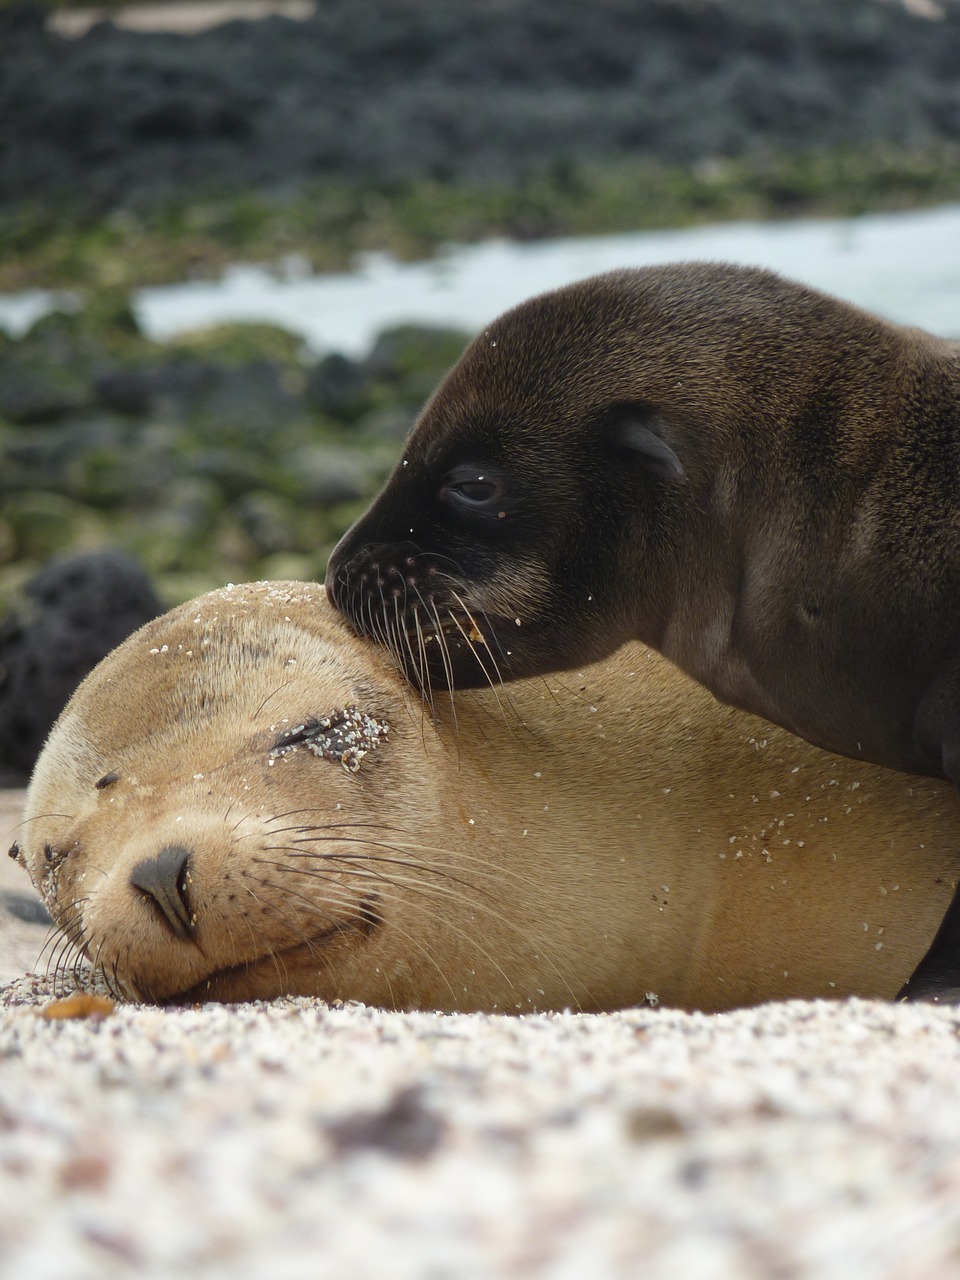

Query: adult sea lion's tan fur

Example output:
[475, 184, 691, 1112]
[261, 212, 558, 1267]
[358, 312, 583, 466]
[15, 581, 960, 1012]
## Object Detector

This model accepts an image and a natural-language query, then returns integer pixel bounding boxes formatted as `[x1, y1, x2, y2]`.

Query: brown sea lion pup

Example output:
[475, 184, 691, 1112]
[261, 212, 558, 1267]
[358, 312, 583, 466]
[10, 581, 959, 1011]
[324, 261, 960, 998]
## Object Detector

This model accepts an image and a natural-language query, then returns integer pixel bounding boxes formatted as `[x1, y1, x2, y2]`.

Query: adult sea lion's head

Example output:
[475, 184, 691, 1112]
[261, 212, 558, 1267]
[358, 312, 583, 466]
[12, 583, 459, 1006]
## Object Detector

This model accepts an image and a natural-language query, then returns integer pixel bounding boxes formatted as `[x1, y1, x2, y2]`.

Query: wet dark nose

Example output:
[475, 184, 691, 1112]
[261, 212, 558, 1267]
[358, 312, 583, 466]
[129, 844, 196, 942]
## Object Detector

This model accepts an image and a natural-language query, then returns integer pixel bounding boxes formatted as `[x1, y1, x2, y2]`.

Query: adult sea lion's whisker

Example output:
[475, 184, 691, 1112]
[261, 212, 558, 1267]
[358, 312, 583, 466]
[35, 912, 76, 968]
[283, 848, 523, 900]
[45, 919, 81, 984]
[86, 936, 109, 995]
[264, 827, 542, 894]
[252, 679, 295, 719]
[263, 832, 503, 882]
[262, 815, 410, 833]
[241, 869, 351, 930]
[43, 931, 67, 986]
[249, 858, 519, 1003]
[256, 845, 557, 964]
[95, 951, 113, 999]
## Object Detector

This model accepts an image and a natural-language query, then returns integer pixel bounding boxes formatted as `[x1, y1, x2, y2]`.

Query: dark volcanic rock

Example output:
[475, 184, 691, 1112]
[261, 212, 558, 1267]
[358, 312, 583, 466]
[304, 354, 373, 423]
[0, 361, 89, 425]
[94, 359, 301, 434]
[93, 363, 213, 418]
[0, 550, 161, 781]
[1, 0, 959, 215]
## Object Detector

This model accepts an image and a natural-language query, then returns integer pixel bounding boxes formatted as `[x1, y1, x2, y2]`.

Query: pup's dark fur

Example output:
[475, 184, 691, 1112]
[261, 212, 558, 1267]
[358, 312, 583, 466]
[326, 261, 960, 997]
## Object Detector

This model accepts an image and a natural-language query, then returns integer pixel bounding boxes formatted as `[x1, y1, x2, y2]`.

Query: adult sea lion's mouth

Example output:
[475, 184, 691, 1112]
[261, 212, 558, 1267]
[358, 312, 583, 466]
[163, 931, 363, 1004]
[158, 899, 383, 1005]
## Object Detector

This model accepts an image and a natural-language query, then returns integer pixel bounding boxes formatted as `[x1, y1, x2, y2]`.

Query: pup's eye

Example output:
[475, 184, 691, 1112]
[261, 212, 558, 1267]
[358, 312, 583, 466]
[453, 479, 498, 503]
[439, 466, 509, 512]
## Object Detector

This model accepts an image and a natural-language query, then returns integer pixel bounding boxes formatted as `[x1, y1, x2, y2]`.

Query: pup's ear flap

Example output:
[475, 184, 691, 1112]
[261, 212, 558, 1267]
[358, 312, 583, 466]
[610, 408, 686, 483]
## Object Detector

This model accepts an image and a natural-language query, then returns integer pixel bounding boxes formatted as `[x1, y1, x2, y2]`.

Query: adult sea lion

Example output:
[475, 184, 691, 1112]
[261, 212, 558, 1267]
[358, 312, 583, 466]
[324, 261, 960, 997]
[10, 581, 958, 1011]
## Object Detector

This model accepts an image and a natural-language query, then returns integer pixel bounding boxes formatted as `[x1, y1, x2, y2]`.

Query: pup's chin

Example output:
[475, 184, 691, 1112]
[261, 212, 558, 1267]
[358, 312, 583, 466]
[390, 619, 518, 694]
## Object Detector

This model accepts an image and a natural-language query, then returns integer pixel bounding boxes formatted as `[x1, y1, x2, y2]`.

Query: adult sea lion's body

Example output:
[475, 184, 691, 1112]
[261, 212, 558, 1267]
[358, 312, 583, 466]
[324, 261, 960, 994]
[11, 582, 959, 1011]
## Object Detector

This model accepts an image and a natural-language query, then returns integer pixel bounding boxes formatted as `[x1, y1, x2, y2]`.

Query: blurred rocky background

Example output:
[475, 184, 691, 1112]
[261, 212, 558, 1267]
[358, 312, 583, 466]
[4, 0, 960, 239]
[2, 0, 960, 776]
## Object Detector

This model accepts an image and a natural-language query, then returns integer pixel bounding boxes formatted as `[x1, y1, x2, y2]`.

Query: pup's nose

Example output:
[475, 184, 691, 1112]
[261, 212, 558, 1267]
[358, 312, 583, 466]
[129, 844, 195, 942]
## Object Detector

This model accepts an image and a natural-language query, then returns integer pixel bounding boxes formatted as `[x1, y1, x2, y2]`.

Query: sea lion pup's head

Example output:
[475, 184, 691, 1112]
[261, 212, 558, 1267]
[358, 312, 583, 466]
[325, 260, 898, 692]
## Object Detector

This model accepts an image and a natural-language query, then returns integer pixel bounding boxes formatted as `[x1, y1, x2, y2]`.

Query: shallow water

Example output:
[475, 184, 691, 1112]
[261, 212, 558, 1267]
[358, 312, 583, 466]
[3, 203, 960, 354]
